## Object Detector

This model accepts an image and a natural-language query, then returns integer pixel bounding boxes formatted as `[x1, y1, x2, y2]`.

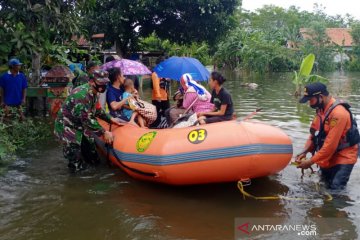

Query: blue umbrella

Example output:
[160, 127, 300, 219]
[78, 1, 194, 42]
[154, 56, 210, 81]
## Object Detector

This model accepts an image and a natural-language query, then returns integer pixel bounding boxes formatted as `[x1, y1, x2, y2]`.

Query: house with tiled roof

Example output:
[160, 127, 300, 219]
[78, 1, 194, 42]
[325, 28, 353, 49]
[298, 28, 353, 50]
[70, 33, 105, 48]
[287, 28, 353, 63]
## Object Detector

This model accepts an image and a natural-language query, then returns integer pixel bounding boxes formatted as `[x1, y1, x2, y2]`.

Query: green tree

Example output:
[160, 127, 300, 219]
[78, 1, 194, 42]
[139, 33, 212, 65]
[84, 0, 240, 56]
[214, 27, 295, 72]
[247, 5, 301, 43]
[348, 22, 360, 70]
[0, 25, 13, 63]
[222, 6, 304, 72]
[213, 27, 244, 69]
[0, 0, 95, 85]
[217, 4, 347, 73]
[300, 22, 335, 72]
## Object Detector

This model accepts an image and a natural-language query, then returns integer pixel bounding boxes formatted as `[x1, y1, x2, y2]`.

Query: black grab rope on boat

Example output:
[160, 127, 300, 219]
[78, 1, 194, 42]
[106, 123, 112, 167]
[108, 146, 157, 177]
[105, 123, 156, 177]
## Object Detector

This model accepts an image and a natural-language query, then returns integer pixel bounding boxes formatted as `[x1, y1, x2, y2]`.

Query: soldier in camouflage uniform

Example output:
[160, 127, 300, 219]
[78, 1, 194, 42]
[54, 69, 119, 172]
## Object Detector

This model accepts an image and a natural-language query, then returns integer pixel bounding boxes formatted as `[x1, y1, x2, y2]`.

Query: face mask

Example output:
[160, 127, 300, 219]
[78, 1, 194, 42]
[94, 82, 107, 93]
[310, 95, 324, 110]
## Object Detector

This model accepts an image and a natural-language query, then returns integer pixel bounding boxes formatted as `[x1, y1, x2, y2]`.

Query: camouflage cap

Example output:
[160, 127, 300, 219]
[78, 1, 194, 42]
[90, 69, 110, 84]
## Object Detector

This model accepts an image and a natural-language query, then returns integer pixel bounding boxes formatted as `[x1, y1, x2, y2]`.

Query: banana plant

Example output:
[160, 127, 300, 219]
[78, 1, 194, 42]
[293, 53, 328, 96]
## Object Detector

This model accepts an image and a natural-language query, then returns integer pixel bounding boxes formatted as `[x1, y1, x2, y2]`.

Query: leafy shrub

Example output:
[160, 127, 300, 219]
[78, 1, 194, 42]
[0, 110, 52, 171]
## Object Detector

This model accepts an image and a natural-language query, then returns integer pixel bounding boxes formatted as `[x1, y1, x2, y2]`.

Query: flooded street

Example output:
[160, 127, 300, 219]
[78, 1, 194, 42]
[1, 71, 360, 240]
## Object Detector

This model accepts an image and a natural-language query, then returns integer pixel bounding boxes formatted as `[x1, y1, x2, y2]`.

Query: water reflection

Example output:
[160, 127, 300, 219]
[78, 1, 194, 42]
[114, 176, 289, 240]
[307, 194, 358, 240]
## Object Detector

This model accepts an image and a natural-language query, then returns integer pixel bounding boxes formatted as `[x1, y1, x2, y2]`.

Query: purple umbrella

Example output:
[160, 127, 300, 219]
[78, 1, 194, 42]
[101, 59, 151, 75]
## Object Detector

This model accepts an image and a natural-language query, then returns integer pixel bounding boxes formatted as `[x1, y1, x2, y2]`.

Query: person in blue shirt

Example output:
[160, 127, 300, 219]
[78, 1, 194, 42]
[0, 58, 28, 120]
[121, 79, 135, 120]
[106, 68, 128, 121]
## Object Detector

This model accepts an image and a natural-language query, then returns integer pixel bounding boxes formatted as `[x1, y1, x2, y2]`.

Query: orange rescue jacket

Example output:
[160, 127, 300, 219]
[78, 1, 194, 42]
[151, 72, 168, 101]
[305, 97, 358, 168]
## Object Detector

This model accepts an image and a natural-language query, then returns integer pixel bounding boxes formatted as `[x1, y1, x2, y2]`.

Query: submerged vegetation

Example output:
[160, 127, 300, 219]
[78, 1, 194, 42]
[0, 112, 52, 172]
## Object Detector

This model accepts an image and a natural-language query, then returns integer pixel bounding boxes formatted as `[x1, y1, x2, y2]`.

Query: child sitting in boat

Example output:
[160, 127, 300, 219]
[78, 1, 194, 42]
[197, 71, 234, 124]
[122, 79, 146, 127]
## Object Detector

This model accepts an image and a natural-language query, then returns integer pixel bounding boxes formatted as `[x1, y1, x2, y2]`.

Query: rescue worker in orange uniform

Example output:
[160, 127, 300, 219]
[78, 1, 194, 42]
[296, 82, 358, 189]
[151, 71, 170, 127]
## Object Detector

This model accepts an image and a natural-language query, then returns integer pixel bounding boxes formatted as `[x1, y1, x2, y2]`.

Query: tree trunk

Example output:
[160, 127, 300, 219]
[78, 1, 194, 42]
[31, 52, 41, 86]
[115, 39, 131, 58]
[115, 39, 124, 58]
[340, 53, 344, 72]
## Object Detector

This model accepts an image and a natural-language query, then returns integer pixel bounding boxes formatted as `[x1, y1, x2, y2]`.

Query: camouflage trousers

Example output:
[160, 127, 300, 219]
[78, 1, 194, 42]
[63, 136, 100, 172]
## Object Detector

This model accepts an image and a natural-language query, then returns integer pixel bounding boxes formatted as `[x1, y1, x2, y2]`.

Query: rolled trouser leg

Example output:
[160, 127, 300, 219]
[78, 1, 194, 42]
[63, 142, 84, 172]
[81, 136, 99, 165]
[320, 167, 335, 188]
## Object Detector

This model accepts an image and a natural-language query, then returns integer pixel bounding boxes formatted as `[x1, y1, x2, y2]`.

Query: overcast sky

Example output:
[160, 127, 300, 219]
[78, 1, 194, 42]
[242, 0, 360, 20]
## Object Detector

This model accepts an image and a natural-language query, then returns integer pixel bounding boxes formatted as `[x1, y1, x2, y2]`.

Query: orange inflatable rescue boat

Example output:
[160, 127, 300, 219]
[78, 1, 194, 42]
[96, 120, 293, 185]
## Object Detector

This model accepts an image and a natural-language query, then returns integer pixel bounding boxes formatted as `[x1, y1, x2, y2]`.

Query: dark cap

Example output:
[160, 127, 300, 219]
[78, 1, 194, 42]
[9, 58, 23, 66]
[299, 82, 329, 103]
[90, 70, 110, 84]
[86, 61, 99, 70]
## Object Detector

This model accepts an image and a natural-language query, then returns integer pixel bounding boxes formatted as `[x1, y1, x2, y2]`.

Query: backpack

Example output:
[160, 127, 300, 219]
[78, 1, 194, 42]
[151, 77, 169, 90]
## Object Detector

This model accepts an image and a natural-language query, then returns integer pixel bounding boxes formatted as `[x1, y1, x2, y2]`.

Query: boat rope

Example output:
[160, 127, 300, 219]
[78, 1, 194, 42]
[106, 123, 112, 166]
[237, 180, 332, 201]
[108, 146, 157, 177]
[105, 123, 157, 177]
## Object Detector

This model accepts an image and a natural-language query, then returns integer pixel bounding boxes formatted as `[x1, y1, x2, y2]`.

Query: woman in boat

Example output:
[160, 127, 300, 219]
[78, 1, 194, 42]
[197, 71, 234, 124]
[166, 73, 214, 126]
[180, 73, 214, 114]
